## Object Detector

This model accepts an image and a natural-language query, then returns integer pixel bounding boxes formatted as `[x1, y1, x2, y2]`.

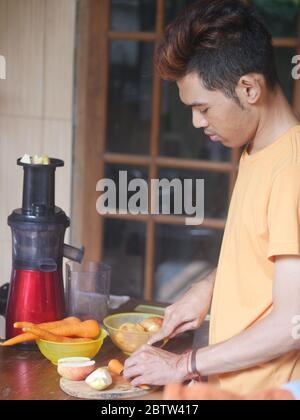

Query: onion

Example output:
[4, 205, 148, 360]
[57, 359, 96, 381]
[85, 368, 112, 391]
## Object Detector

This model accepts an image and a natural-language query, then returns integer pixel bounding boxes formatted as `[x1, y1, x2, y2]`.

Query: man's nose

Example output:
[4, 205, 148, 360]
[192, 110, 208, 129]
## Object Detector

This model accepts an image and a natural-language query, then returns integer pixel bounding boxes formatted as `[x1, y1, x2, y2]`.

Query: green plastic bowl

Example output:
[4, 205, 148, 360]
[36, 329, 108, 365]
[103, 312, 163, 355]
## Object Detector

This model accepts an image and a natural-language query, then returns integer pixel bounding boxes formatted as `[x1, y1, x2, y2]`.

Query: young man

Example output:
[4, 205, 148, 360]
[124, 0, 300, 395]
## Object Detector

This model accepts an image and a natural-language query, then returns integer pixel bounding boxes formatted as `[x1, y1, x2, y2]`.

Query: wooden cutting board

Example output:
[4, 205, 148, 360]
[60, 371, 157, 400]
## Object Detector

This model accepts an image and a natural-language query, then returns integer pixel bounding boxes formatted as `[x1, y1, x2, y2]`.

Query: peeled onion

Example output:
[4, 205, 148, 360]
[85, 368, 112, 391]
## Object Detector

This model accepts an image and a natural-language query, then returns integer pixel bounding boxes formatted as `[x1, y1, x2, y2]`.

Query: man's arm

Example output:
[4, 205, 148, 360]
[193, 256, 300, 376]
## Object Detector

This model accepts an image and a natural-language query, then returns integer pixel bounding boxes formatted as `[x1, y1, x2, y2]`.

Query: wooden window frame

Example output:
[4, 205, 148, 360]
[72, 0, 300, 300]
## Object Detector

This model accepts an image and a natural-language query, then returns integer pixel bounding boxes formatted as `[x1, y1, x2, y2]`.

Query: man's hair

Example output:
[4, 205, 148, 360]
[154, 0, 279, 99]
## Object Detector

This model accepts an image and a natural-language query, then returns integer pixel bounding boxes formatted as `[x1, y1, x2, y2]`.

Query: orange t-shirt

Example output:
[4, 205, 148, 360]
[209, 125, 300, 395]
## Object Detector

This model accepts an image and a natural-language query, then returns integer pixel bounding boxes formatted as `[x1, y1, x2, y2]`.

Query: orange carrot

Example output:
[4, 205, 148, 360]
[106, 359, 149, 390]
[46, 320, 101, 339]
[108, 359, 124, 375]
[0, 317, 101, 347]
[1, 317, 83, 347]
[0, 332, 37, 347]
[14, 316, 81, 330]
[17, 319, 100, 339]
[22, 326, 91, 343]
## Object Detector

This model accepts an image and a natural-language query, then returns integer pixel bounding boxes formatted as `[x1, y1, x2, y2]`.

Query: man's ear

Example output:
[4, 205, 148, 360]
[236, 74, 264, 105]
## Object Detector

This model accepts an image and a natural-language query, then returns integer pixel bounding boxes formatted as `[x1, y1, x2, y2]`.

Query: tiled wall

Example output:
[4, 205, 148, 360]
[0, 0, 76, 336]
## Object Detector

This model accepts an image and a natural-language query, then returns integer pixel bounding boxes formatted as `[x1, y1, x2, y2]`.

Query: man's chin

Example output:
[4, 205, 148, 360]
[220, 139, 236, 148]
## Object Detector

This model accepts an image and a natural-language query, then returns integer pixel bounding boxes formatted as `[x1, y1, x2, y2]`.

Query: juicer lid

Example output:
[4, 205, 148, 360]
[8, 207, 70, 226]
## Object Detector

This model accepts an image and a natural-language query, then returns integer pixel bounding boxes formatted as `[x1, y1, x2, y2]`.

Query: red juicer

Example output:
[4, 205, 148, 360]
[4, 158, 84, 344]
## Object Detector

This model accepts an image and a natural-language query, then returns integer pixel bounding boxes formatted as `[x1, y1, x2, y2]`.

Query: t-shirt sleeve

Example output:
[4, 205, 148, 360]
[281, 381, 300, 400]
[267, 164, 300, 262]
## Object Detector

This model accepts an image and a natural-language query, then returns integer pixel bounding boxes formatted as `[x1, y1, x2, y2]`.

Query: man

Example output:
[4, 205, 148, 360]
[124, 0, 300, 395]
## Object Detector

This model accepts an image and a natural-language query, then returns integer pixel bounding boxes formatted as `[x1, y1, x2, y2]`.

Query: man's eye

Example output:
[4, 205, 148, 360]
[202, 108, 209, 114]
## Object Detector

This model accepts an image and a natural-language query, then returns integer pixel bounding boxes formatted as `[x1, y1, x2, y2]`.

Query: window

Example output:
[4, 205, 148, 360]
[74, 0, 300, 302]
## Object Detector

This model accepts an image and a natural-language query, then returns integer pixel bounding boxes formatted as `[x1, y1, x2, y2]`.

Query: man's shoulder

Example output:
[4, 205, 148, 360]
[271, 126, 300, 177]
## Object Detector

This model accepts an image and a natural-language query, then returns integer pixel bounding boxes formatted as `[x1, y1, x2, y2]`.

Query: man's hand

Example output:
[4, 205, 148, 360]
[148, 269, 216, 345]
[123, 345, 189, 386]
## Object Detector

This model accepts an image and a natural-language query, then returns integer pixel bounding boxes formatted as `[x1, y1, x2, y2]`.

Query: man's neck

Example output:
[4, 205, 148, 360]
[247, 89, 299, 155]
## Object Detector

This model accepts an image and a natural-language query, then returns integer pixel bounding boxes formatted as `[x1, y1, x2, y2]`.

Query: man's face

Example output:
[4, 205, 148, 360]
[177, 72, 256, 148]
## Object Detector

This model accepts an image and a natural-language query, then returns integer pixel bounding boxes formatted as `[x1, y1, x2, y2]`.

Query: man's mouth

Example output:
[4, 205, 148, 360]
[205, 132, 221, 142]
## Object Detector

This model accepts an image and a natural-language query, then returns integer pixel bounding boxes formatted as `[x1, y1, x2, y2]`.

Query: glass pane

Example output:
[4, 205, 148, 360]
[275, 48, 296, 103]
[111, 0, 156, 32]
[159, 168, 229, 220]
[154, 225, 223, 303]
[107, 41, 154, 155]
[104, 220, 146, 299]
[160, 81, 231, 161]
[165, 0, 199, 26]
[252, 0, 298, 38]
[105, 164, 149, 213]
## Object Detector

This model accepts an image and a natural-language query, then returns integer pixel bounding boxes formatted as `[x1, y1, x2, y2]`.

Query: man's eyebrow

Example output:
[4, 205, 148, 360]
[184, 101, 208, 108]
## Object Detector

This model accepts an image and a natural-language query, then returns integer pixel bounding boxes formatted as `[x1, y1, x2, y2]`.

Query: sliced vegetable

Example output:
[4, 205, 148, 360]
[20, 154, 31, 164]
[42, 155, 50, 165]
[58, 357, 91, 365]
[32, 155, 44, 164]
[58, 360, 96, 381]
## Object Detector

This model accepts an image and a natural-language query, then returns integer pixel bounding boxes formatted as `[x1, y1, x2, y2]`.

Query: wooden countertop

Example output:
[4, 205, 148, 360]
[0, 299, 193, 400]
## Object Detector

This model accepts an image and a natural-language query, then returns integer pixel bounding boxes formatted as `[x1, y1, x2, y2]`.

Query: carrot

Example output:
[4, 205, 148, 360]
[46, 320, 101, 339]
[21, 319, 100, 339]
[0, 317, 82, 346]
[108, 359, 124, 375]
[17, 319, 100, 339]
[0, 332, 37, 347]
[14, 316, 81, 330]
[106, 359, 149, 390]
[22, 326, 91, 343]
[0, 317, 101, 347]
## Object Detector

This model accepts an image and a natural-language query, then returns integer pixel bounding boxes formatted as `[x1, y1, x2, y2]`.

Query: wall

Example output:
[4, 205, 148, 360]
[0, 0, 76, 337]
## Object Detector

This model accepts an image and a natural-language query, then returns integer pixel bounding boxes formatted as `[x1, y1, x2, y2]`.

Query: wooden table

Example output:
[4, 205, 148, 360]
[0, 299, 193, 400]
